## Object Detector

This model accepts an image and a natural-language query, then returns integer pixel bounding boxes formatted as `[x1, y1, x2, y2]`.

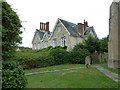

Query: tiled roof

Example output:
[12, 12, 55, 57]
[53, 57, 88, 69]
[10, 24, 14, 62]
[36, 29, 45, 40]
[59, 18, 96, 37]
[59, 19, 80, 37]
[33, 18, 96, 41]
[84, 26, 97, 37]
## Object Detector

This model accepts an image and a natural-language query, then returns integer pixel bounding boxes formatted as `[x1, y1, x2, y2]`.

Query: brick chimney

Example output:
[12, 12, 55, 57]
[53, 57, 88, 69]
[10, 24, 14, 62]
[40, 22, 42, 30]
[77, 23, 84, 35]
[40, 22, 44, 30]
[46, 22, 49, 31]
[40, 22, 49, 31]
[43, 23, 46, 30]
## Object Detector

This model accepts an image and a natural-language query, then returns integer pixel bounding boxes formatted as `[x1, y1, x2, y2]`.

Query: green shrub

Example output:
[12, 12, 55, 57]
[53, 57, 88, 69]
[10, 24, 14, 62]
[13, 44, 90, 70]
[73, 43, 86, 51]
[13, 49, 54, 69]
[13, 47, 69, 70]
[47, 46, 53, 50]
[16, 46, 32, 52]
[53, 46, 63, 49]
[50, 48, 69, 65]
[69, 49, 90, 64]
[22, 60, 42, 70]
[62, 46, 67, 49]
[71, 42, 90, 64]
[53, 46, 67, 50]
[2, 61, 27, 88]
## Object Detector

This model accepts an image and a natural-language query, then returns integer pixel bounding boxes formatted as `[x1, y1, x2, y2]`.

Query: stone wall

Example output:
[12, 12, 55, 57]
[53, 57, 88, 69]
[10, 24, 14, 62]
[91, 52, 108, 63]
[108, 1, 120, 68]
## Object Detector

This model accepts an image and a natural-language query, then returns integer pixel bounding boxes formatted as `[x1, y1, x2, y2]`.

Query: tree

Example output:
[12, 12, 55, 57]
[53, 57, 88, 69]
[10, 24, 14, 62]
[2, 1, 22, 60]
[71, 35, 100, 64]
[71, 42, 90, 64]
[99, 35, 108, 52]
[0, 1, 2, 59]
[2, 1, 27, 88]
[84, 35, 100, 53]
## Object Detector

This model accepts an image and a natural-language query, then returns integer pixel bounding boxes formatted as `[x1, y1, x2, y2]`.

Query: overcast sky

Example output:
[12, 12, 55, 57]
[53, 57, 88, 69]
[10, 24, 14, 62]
[6, 0, 113, 48]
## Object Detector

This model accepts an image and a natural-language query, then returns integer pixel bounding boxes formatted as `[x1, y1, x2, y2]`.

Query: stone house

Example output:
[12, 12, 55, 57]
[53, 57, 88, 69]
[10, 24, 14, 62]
[32, 18, 97, 51]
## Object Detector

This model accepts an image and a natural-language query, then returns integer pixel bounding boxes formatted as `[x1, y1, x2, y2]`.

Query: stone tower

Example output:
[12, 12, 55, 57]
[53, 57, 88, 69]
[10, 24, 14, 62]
[108, 0, 120, 68]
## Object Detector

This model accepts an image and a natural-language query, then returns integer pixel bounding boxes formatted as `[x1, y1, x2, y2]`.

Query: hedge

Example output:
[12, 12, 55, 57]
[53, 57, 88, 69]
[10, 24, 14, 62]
[13, 46, 90, 70]
[2, 61, 27, 88]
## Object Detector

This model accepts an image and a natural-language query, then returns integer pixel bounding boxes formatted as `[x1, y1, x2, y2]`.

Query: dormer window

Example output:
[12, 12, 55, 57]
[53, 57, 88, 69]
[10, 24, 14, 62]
[58, 26, 61, 32]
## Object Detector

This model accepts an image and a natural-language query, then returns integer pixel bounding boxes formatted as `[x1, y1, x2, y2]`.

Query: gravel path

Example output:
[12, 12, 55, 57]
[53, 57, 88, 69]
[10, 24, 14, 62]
[92, 64, 120, 83]
[25, 67, 85, 75]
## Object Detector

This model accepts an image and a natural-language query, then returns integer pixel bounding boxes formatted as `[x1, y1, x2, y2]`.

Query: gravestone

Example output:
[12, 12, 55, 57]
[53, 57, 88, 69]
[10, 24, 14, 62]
[108, 0, 120, 68]
[85, 56, 91, 68]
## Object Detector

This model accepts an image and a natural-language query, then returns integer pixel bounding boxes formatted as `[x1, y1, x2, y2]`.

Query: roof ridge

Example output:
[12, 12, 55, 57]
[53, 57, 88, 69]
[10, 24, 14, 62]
[59, 18, 76, 25]
[36, 30, 45, 40]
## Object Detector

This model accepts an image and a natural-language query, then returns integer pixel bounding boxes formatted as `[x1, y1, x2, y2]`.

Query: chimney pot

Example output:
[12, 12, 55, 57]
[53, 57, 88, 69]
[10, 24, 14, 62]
[84, 19, 88, 27]
[43, 23, 46, 30]
[41, 23, 44, 30]
[46, 22, 49, 31]
[40, 22, 49, 31]
[42, 23, 44, 30]
[41, 23, 42, 30]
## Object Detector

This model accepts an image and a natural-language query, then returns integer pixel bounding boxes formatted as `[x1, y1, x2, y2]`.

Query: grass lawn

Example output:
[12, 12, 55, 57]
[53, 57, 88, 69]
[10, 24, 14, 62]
[92, 61, 107, 65]
[25, 64, 119, 88]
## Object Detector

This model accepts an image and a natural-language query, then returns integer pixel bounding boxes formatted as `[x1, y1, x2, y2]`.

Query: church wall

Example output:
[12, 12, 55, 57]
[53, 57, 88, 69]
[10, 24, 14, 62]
[108, 1, 120, 68]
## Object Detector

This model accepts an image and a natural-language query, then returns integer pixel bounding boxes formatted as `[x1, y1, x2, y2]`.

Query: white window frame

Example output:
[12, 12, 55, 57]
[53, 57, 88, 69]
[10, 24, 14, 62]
[61, 37, 66, 46]
[38, 43, 40, 49]
[34, 43, 36, 49]
[58, 26, 61, 32]
[53, 39, 57, 47]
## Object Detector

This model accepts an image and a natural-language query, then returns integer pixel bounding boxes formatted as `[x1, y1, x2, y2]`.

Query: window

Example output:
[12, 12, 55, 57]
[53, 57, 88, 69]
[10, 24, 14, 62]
[58, 26, 61, 32]
[33, 43, 36, 49]
[61, 37, 66, 46]
[53, 39, 57, 47]
[38, 43, 40, 49]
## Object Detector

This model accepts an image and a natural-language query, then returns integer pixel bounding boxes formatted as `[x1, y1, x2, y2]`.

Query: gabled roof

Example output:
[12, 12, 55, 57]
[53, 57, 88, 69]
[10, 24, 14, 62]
[32, 18, 97, 43]
[84, 26, 97, 37]
[41, 31, 51, 41]
[36, 29, 45, 40]
[59, 19, 80, 37]
[32, 29, 45, 43]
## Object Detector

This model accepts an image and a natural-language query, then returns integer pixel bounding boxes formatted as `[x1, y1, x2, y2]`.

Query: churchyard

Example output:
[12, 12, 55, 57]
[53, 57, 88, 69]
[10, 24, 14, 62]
[25, 64, 119, 88]
[2, 0, 120, 89]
